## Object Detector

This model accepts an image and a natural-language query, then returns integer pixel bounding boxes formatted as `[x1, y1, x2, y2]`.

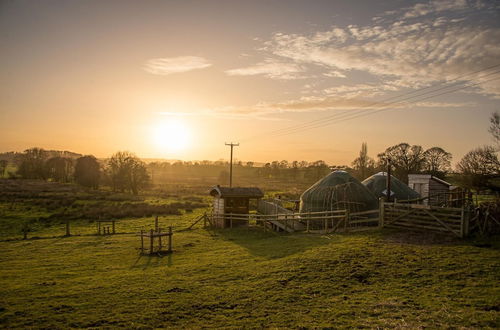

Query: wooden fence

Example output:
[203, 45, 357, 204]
[380, 202, 469, 238]
[206, 208, 379, 234]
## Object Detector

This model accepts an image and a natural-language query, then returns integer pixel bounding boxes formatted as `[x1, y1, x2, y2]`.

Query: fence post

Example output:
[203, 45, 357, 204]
[150, 229, 154, 254]
[379, 197, 385, 228]
[140, 230, 144, 253]
[460, 206, 470, 238]
[168, 226, 172, 252]
[306, 218, 310, 233]
[344, 210, 349, 232]
[65, 220, 70, 236]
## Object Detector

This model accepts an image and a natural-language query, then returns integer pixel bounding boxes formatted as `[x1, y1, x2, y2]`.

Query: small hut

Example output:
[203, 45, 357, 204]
[362, 172, 420, 201]
[408, 174, 451, 206]
[209, 186, 264, 228]
[299, 170, 378, 214]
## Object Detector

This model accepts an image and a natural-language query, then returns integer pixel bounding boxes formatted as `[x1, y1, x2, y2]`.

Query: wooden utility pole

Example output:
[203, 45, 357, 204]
[386, 157, 392, 203]
[225, 142, 239, 187]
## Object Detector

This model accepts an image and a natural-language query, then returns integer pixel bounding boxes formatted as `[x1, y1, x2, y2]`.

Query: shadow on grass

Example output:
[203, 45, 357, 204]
[379, 228, 500, 250]
[131, 251, 174, 269]
[211, 226, 334, 259]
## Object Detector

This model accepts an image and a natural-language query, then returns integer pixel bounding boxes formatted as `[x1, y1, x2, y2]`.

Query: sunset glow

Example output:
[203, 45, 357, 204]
[0, 0, 499, 164]
[152, 118, 191, 154]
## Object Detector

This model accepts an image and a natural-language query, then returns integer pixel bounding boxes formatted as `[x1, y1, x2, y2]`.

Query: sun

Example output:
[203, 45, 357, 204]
[152, 118, 191, 153]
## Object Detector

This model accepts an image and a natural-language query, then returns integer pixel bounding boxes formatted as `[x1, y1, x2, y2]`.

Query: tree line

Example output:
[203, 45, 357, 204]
[3, 113, 499, 193]
[6, 149, 150, 195]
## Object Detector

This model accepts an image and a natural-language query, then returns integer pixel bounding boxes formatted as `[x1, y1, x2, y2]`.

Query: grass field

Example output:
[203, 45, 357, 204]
[0, 180, 499, 328]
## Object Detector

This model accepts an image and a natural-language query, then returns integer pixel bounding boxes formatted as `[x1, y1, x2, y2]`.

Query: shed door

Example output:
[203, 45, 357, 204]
[412, 183, 424, 196]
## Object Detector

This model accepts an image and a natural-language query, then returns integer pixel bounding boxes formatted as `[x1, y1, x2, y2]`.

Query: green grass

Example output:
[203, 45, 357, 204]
[1, 214, 499, 328]
[0, 180, 499, 328]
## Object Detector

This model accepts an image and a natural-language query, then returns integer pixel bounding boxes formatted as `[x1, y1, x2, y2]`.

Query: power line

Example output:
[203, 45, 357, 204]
[264, 67, 500, 139]
[269, 74, 500, 138]
[241, 63, 500, 142]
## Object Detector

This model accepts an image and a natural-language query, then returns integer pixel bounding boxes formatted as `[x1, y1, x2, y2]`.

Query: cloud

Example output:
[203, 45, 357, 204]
[403, 0, 468, 18]
[144, 56, 212, 75]
[261, 13, 500, 97]
[225, 58, 306, 80]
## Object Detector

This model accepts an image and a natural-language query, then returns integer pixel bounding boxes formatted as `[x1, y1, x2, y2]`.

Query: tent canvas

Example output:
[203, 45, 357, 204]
[362, 172, 420, 201]
[299, 170, 378, 213]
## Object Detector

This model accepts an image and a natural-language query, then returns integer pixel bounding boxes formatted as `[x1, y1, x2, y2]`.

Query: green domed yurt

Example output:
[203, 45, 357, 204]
[362, 172, 420, 201]
[299, 170, 378, 213]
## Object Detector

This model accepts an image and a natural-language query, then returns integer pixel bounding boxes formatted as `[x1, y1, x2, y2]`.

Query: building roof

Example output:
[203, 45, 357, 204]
[362, 172, 420, 200]
[209, 186, 264, 198]
[408, 174, 452, 186]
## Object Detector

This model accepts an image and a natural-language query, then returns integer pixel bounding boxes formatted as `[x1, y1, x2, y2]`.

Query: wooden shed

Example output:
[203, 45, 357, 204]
[408, 174, 451, 206]
[209, 186, 264, 228]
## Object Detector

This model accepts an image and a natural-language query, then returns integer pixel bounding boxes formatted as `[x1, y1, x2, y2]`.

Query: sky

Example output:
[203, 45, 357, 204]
[1, 0, 499, 165]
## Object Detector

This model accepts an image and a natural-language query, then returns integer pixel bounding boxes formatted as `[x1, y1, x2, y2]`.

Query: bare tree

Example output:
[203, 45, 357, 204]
[423, 147, 452, 179]
[377, 143, 426, 183]
[457, 146, 500, 191]
[351, 142, 375, 180]
[45, 157, 73, 182]
[108, 151, 149, 195]
[0, 160, 7, 178]
[17, 148, 48, 179]
[489, 111, 500, 147]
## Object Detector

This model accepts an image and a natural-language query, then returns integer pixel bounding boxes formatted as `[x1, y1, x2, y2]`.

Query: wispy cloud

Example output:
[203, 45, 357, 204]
[261, 13, 500, 97]
[225, 58, 306, 80]
[144, 56, 212, 75]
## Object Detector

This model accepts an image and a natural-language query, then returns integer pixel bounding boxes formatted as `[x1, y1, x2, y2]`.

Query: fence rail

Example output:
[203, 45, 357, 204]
[381, 202, 468, 237]
[207, 208, 379, 234]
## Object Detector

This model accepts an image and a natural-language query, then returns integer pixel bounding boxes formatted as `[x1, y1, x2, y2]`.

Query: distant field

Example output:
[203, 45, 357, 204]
[0, 180, 499, 328]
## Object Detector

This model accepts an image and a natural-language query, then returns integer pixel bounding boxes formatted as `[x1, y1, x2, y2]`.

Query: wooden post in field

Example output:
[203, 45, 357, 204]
[306, 219, 310, 233]
[140, 230, 144, 253]
[158, 228, 162, 251]
[150, 229, 154, 254]
[168, 226, 172, 252]
[379, 197, 385, 228]
[65, 220, 70, 236]
[155, 216, 159, 232]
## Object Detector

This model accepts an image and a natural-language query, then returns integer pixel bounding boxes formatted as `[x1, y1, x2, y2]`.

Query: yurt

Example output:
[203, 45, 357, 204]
[362, 172, 420, 201]
[299, 170, 378, 213]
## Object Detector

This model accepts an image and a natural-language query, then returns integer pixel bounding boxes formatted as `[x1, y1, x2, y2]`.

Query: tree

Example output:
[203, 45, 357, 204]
[489, 111, 500, 147]
[351, 142, 375, 180]
[422, 147, 452, 179]
[108, 151, 149, 195]
[457, 146, 500, 191]
[74, 156, 100, 189]
[377, 143, 426, 183]
[17, 148, 48, 179]
[0, 160, 7, 178]
[45, 157, 73, 182]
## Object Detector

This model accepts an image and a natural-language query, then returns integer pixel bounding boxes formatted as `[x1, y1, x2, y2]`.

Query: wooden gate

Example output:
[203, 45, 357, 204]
[381, 202, 469, 238]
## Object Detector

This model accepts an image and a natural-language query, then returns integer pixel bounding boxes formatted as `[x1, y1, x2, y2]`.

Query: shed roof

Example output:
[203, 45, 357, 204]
[408, 174, 452, 186]
[209, 186, 264, 198]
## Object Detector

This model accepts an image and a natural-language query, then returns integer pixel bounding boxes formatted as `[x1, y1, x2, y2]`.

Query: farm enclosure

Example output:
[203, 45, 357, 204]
[0, 179, 499, 328]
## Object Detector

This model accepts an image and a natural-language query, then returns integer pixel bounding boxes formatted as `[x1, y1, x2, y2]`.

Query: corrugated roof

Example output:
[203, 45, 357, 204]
[209, 186, 264, 198]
